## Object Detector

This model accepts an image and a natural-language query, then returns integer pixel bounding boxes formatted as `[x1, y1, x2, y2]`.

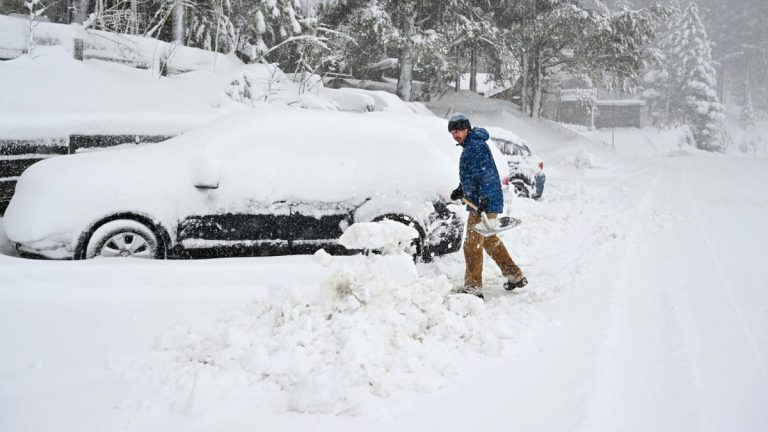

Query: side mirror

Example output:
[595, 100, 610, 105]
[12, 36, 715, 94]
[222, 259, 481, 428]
[192, 145, 220, 190]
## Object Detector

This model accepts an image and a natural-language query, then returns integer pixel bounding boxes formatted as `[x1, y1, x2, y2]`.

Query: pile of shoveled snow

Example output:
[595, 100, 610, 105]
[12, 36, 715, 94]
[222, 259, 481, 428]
[338, 220, 419, 255]
[141, 250, 518, 415]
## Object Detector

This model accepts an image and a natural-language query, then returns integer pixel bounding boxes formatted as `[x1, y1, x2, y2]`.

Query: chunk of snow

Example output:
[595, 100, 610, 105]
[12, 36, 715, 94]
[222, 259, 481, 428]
[338, 220, 418, 255]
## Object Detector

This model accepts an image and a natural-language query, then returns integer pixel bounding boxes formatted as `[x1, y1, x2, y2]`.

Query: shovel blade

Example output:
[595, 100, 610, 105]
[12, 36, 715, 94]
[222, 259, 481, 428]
[472, 216, 522, 237]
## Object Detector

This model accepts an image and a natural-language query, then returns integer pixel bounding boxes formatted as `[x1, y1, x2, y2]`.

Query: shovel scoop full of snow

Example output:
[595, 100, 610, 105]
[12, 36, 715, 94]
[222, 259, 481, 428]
[461, 198, 521, 237]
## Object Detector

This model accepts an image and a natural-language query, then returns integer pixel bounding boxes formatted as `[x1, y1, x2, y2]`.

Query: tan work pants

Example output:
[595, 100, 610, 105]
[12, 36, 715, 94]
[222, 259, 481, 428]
[464, 212, 523, 289]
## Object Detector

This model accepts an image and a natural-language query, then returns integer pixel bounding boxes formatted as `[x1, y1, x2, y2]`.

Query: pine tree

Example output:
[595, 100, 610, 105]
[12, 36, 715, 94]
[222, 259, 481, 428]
[640, 5, 679, 126]
[629, 0, 768, 111]
[236, 0, 305, 62]
[697, 0, 768, 110]
[665, 2, 726, 151]
[320, 0, 397, 79]
[145, 0, 305, 62]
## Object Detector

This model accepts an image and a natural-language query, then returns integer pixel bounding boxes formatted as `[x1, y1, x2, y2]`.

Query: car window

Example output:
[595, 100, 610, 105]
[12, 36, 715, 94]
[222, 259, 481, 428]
[492, 138, 533, 158]
[491, 138, 516, 156]
[514, 143, 532, 157]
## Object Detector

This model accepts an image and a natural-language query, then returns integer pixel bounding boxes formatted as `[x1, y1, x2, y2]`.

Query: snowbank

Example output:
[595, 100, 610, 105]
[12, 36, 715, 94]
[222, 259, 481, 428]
[145, 251, 513, 415]
[0, 39, 429, 139]
[0, 46, 226, 138]
[457, 73, 512, 97]
[338, 88, 429, 114]
[0, 14, 237, 74]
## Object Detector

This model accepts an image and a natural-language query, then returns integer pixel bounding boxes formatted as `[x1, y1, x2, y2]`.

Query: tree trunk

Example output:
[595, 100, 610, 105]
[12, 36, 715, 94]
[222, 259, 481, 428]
[130, 0, 138, 34]
[396, 12, 417, 102]
[520, 51, 529, 114]
[172, 3, 185, 44]
[397, 49, 415, 101]
[469, 44, 478, 93]
[664, 70, 672, 125]
[455, 75, 461, 92]
[56, 0, 71, 24]
[94, 0, 103, 29]
[75, 0, 90, 24]
[743, 59, 750, 106]
[532, 50, 543, 118]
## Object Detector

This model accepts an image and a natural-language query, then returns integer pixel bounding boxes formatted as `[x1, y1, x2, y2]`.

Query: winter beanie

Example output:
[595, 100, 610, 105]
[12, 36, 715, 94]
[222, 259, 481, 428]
[448, 113, 472, 132]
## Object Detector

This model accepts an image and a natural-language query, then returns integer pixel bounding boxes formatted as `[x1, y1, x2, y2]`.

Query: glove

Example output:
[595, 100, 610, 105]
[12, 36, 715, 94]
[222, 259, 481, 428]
[450, 185, 464, 201]
[477, 197, 489, 213]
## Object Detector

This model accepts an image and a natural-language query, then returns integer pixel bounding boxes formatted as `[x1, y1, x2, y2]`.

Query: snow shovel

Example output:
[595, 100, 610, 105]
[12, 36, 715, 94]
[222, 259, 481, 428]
[462, 198, 521, 237]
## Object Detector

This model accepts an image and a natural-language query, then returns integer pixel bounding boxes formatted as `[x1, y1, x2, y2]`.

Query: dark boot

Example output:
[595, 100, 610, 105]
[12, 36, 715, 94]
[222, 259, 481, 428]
[504, 276, 527, 291]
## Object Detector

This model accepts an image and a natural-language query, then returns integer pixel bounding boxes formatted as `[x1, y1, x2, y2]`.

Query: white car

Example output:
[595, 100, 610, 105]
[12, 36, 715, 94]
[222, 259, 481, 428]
[4, 109, 465, 261]
[487, 126, 546, 199]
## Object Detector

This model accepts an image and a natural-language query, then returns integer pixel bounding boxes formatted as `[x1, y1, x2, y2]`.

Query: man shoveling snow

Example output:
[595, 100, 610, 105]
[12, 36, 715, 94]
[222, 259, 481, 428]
[448, 114, 527, 299]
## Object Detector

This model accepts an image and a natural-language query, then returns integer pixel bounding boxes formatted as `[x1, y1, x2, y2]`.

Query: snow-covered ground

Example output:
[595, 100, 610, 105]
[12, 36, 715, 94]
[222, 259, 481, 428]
[2, 54, 768, 431]
[3, 118, 767, 431]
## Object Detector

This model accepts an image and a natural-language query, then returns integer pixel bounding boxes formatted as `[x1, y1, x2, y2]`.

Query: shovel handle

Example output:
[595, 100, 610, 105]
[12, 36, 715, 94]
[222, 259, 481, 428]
[461, 197, 480, 212]
[461, 197, 497, 233]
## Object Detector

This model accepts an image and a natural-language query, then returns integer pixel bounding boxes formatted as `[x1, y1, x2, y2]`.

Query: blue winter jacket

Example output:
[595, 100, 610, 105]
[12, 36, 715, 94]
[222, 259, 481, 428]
[459, 128, 504, 214]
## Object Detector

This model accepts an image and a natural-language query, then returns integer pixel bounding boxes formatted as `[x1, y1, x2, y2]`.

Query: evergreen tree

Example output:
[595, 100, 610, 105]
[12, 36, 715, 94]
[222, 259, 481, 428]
[144, 0, 305, 62]
[628, 0, 768, 111]
[184, 0, 238, 54]
[319, 0, 397, 79]
[640, 5, 679, 126]
[665, 2, 726, 151]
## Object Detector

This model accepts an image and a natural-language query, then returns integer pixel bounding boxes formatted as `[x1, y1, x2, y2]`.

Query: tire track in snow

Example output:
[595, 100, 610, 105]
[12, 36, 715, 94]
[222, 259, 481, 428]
[671, 161, 768, 432]
[681, 169, 768, 379]
[576, 166, 703, 432]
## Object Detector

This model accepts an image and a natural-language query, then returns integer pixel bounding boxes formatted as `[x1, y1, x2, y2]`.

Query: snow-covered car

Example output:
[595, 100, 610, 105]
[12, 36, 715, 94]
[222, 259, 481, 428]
[487, 127, 546, 199]
[4, 109, 465, 261]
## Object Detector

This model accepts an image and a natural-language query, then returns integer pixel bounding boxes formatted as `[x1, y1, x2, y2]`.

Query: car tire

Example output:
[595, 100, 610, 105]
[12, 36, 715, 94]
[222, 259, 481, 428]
[510, 179, 532, 198]
[371, 215, 425, 262]
[85, 219, 162, 259]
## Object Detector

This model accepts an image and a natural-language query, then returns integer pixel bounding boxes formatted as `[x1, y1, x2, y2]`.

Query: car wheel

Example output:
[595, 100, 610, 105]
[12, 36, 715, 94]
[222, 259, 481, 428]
[371, 215, 425, 262]
[85, 220, 162, 259]
[510, 179, 532, 198]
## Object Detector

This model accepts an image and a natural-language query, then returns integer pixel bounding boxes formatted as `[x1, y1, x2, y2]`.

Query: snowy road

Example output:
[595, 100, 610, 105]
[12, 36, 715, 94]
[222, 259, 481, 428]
[1, 152, 767, 432]
[578, 156, 768, 432]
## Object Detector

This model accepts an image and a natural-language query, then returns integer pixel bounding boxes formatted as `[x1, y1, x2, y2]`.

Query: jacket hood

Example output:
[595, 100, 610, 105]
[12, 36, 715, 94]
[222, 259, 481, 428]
[463, 127, 489, 144]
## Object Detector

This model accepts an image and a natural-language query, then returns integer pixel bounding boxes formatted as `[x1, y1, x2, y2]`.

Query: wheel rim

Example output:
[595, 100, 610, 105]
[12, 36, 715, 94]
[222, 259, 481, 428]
[513, 182, 529, 197]
[99, 232, 153, 258]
